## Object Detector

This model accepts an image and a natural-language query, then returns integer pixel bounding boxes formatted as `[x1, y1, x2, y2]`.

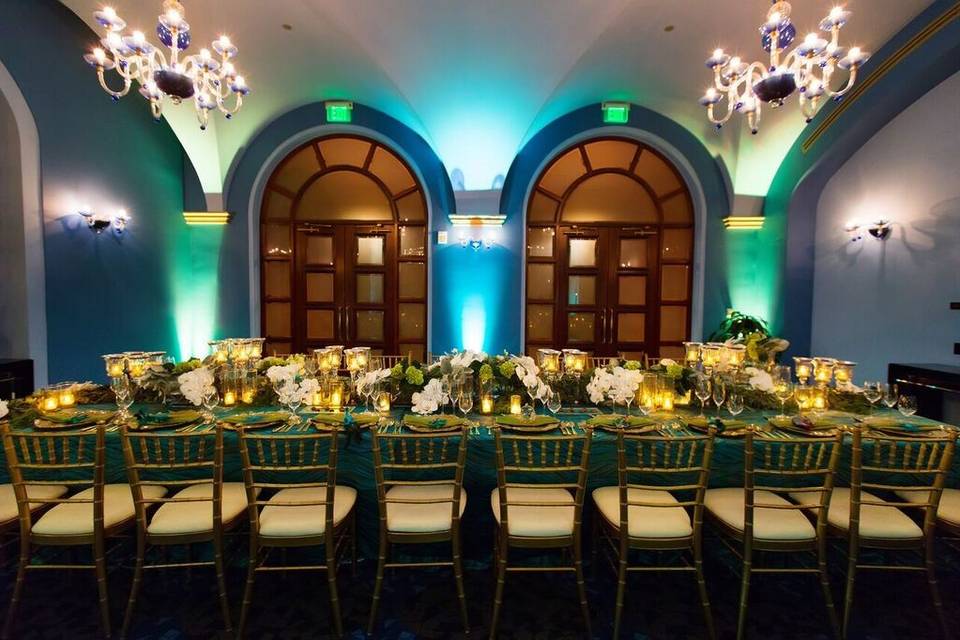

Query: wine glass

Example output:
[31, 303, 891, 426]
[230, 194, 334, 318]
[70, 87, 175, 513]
[112, 376, 134, 420]
[546, 389, 562, 415]
[458, 390, 473, 418]
[882, 383, 899, 409]
[862, 381, 883, 414]
[284, 388, 302, 424]
[694, 376, 711, 418]
[201, 388, 220, 424]
[897, 395, 917, 418]
[440, 376, 453, 415]
[727, 388, 744, 418]
[774, 379, 794, 419]
[711, 376, 726, 418]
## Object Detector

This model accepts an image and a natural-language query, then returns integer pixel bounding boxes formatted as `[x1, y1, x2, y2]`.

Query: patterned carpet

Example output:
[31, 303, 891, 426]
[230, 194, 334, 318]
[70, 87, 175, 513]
[2, 535, 958, 639]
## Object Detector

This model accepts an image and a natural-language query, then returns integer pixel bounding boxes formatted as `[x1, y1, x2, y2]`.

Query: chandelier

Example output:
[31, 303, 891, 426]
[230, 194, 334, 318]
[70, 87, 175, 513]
[699, 2, 868, 134]
[83, 0, 248, 130]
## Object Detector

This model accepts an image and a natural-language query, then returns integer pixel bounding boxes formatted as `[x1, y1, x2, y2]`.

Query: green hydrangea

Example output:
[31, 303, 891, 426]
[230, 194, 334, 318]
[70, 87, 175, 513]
[666, 363, 684, 378]
[624, 360, 641, 370]
[479, 363, 494, 384]
[405, 366, 424, 386]
[391, 363, 404, 379]
[499, 361, 516, 379]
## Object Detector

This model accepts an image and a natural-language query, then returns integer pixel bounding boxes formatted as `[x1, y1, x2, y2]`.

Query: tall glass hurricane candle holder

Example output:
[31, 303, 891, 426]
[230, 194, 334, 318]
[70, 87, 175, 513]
[103, 354, 127, 379]
[813, 357, 836, 387]
[683, 342, 702, 367]
[833, 361, 856, 390]
[793, 357, 813, 385]
[538, 348, 561, 378]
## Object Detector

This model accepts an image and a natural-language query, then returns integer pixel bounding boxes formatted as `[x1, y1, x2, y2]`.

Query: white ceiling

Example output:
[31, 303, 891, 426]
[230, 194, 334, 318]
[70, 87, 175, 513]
[61, 0, 932, 194]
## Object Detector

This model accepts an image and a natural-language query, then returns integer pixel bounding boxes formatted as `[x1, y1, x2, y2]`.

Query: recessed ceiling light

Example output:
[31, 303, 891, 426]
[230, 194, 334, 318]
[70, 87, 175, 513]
[282, 23, 293, 31]
[664, 25, 675, 32]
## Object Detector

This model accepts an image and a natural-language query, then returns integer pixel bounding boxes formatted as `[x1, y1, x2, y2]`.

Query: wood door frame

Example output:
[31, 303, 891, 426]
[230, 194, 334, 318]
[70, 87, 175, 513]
[523, 136, 695, 359]
[259, 134, 429, 357]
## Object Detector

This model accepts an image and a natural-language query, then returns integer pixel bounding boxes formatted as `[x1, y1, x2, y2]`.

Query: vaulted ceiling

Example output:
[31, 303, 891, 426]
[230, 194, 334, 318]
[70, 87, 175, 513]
[61, 0, 931, 194]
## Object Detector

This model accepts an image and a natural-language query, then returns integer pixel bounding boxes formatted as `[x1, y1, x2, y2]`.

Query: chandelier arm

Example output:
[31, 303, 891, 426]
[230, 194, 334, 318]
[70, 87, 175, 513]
[827, 67, 858, 98]
[216, 91, 243, 117]
[96, 66, 133, 98]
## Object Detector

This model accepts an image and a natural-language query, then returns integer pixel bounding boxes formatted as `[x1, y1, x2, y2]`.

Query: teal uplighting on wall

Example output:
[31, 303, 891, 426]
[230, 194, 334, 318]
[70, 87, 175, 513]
[724, 224, 781, 331]
[172, 225, 225, 360]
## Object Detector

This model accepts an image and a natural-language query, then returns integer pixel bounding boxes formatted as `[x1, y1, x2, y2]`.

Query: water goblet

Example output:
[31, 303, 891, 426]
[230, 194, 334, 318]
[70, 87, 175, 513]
[440, 376, 453, 415]
[774, 379, 794, 418]
[458, 390, 473, 418]
[727, 388, 744, 418]
[862, 381, 883, 414]
[882, 383, 899, 409]
[112, 376, 134, 420]
[694, 376, 711, 418]
[546, 389, 562, 415]
[711, 376, 726, 418]
[897, 395, 917, 418]
[201, 389, 220, 425]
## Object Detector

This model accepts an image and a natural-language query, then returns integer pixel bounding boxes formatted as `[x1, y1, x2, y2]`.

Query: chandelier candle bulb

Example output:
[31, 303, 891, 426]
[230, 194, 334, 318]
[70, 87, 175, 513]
[509, 395, 522, 415]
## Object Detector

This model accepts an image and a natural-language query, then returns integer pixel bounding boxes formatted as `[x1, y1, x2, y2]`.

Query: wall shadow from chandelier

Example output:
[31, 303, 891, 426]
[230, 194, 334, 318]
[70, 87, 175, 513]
[221, 101, 455, 352]
[498, 103, 733, 351]
[0, 0, 207, 383]
[762, 0, 960, 357]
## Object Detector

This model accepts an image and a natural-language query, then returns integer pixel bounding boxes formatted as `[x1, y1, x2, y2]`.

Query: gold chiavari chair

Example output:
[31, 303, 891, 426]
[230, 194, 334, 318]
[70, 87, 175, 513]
[704, 427, 844, 640]
[119, 424, 245, 638]
[788, 426, 956, 638]
[236, 428, 357, 638]
[368, 428, 469, 635]
[592, 429, 717, 639]
[489, 428, 593, 639]
[373, 355, 411, 370]
[589, 356, 618, 370]
[1, 424, 157, 639]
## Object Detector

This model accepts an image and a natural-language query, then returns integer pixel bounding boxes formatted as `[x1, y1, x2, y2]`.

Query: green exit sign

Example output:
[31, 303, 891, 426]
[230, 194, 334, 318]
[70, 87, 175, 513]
[325, 101, 353, 123]
[602, 102, 630, 124]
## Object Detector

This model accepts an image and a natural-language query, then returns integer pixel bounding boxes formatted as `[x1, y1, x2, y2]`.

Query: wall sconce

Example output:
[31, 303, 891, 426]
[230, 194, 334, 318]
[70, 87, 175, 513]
[845, 219, 891, 242]
[78, 206, 130, 234]
[458, 230, 495, 251]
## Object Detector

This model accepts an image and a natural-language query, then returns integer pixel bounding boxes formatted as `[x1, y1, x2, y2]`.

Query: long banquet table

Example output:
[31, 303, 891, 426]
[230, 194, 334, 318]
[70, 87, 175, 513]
[3, 406, 958, 561]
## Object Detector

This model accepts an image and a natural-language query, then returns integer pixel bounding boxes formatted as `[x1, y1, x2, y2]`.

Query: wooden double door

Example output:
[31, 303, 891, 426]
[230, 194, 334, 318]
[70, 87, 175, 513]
[527, 224, 692, 359]
[293, 224, 397, 354]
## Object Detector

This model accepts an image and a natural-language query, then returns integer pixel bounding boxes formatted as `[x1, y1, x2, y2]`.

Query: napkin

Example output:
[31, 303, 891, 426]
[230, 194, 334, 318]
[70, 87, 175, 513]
[585, 415, 656, 428]
[404, 415, 468, 429]
[685, 415, 747, 433]
[39, 410, 90, 424]
[495, 415, 559, 427]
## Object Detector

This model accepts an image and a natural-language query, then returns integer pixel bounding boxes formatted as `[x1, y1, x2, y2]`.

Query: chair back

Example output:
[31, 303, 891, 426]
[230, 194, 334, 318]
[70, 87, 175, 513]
[850, 425, 956, 538]
[372, 355, 410, 370]
[743, 428, 844, 542]
[237, 428, 340, 541]
[120, 425, 224, 534]
[492, 429, 592, 535]
[371, 428, 468, 530]
[616, 429, 715, 535]
[0, 424, 106, 537]
[589, 357, 618, 370]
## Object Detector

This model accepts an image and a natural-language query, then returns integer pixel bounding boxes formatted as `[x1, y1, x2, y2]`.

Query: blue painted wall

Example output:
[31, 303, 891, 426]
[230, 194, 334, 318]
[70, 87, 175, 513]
[766, 0, 960, 357]
[0, 0, 204, 383]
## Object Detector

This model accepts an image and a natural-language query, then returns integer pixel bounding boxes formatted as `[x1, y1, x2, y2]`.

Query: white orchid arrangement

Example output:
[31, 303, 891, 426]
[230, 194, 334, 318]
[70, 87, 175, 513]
[357, 368, 392, 396]
[744, 366, 775, 393]
[178, 366, 216, 406]
[0, 399, 8, 420]
[411, 378, 447, 415]
[510, 354, 550, 400]
[266, 363, 318, 406]
[586, 366, 642, 406]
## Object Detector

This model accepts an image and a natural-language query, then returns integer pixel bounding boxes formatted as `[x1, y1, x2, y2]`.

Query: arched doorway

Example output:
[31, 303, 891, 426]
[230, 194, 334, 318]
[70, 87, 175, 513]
[259, 134, 428, 359]
[525, 137, 694, 360]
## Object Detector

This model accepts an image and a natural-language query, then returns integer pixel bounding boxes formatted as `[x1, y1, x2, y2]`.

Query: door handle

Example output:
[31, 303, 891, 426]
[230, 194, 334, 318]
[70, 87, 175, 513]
[607, 308, 614, 344]
[600, 310, 607, 345]
[345, 306, 351, 340]
[337, 307, 343, 339]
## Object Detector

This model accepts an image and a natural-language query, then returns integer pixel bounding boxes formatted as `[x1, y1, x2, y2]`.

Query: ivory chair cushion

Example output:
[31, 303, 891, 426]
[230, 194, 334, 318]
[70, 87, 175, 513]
[592, 486, 693, 539]
[895, 488, 960, 527]
[385, 484, 467, 533]
[33, 484, 167, 536]
[490, 487, 575, 537]
[258, 485, 357, 538]
[704, 488, 815, 541]
[0, 484, 69, 525]
[148, 482, 250, 536]
[790, 487, 922, 539]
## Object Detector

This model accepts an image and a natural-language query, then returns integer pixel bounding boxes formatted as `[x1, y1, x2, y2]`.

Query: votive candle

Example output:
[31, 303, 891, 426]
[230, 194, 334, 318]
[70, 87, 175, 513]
[509, 394, 522, 415]
[329, 388, 342, 410]
[223, 390, 236, 407]
[661, 394, 675, 411]
[42, 394, 59, 412]
[377, 393, 391, 413]
[59, 387, 76, 407]
[481, 394, 494, 414]
[242, 389, 255, 404]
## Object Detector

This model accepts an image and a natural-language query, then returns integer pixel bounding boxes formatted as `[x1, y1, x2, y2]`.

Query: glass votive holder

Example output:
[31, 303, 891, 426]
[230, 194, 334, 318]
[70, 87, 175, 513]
[701, 344, 722, 370]
[103, 354, 126, 379]
[813, 357, 836, 386]
[793, 357, 813, 384]
[683, 342, 702, 366]
[328, 381, 344, 411]
[376, 391, 391, 414]
[310, 389, 325, 409]
[811, 386, 828, 412]
[795, 384, 812, 411]
[726, 344, 747, 369]
[58, 382, 77, 408]
[833, 361, 856, 388]
[537, 348, 561, 375]
[209, 340, 230, 364]
[40, 387, 60, 412]
[125, 352, 147, 378]
[509, 394, 523, 415]
[481, 393, 494, 414]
